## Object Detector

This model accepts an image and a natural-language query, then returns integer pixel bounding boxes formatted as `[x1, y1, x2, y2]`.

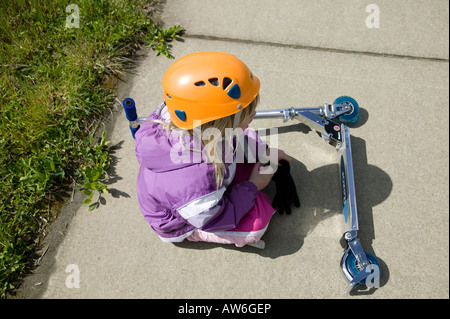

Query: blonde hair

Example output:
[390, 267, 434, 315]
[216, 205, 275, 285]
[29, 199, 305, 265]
[156, 95, 259, 188]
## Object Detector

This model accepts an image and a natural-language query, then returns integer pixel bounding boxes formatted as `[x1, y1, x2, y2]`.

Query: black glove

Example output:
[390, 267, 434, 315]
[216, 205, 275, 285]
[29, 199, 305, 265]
[271, 160, 301, 215]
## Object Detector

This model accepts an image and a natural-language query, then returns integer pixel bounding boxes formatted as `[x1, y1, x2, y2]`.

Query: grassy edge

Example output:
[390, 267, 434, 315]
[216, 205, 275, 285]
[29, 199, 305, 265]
[0, 0, 183, 298]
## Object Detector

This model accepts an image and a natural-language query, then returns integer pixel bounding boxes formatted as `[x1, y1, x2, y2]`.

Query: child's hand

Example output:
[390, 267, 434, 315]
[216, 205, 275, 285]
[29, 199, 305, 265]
[248, 163, 274, 190]
[261, 148, 292, 166]
[271, 159, 300, 214]
[274, 149, 291, 164]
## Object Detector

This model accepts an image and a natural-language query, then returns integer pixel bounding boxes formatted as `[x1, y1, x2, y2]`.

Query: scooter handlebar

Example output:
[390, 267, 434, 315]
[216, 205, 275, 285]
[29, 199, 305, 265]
[123, 98, 138, 122]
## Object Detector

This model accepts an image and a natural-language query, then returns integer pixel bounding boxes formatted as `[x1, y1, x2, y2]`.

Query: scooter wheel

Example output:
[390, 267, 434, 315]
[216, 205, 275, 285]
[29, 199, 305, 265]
[345, 251, 380, 285]
[334, 96, 360, 124]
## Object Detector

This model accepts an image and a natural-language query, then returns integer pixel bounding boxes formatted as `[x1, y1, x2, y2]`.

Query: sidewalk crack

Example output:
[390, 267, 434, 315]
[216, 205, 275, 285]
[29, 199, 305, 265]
[184, 34, 449, 63]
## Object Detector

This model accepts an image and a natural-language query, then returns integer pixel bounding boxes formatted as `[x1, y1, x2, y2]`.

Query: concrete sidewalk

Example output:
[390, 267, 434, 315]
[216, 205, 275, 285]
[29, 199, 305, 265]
[18, 1, 448, 298]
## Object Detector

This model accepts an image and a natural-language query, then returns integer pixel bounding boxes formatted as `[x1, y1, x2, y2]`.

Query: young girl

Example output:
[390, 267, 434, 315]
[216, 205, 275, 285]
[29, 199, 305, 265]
[135, 51, 291, 249]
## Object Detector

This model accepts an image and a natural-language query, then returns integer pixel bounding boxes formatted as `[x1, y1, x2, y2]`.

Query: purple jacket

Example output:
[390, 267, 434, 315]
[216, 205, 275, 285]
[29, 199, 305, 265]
[135, 103, 268, 242]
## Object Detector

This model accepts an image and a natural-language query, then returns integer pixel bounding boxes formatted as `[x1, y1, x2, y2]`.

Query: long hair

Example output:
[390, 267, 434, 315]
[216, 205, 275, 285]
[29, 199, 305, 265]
[155, 95, 259, 188]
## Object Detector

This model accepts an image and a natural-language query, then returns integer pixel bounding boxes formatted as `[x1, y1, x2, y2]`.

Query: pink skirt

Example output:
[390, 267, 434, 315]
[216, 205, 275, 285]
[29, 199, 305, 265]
[186, 163, 275, 247]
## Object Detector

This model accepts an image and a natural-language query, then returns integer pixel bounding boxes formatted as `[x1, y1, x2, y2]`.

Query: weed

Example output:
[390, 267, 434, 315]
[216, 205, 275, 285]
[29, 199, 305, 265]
[146, 25, 185, 59]
[73, 131, 110, 211]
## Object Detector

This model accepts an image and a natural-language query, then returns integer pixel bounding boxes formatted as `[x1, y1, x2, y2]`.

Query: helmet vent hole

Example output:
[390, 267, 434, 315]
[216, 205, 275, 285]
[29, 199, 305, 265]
[208, 78, 219, 87]
[223, 77, 232, 90]
[166, 94, 172, 98]
[195, 81, 206, 86]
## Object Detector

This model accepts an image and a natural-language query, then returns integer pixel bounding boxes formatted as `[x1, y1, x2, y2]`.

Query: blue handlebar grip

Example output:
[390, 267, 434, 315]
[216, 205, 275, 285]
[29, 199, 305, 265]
[123, 98, 137, 122]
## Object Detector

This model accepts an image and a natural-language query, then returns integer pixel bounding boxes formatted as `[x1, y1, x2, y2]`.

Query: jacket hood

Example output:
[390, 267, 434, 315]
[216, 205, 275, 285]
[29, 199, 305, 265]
[135, 103, 207, 173]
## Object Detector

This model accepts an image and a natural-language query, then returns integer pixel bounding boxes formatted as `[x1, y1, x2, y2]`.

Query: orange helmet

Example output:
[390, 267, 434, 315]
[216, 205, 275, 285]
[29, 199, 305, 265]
[162, 51, 260, 130]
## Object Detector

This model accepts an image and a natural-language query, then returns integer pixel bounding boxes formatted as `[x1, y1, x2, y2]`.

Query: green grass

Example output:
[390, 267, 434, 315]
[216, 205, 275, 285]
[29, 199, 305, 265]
[0, 0, 182, 297]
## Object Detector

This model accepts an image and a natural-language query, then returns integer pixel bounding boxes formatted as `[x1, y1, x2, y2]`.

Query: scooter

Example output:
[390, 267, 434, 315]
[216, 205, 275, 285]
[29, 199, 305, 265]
[253, 96, 380, 294]
[122, 96, 380, 294]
